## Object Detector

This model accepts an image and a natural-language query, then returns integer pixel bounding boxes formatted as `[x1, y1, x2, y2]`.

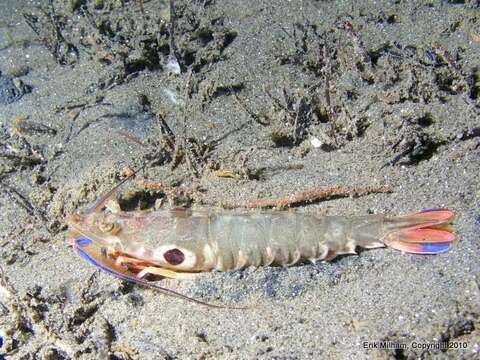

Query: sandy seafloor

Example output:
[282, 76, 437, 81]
[0, 0, 479, 359]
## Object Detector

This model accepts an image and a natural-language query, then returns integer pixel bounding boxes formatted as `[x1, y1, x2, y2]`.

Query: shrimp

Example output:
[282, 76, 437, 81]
[67, 178, 456, 307]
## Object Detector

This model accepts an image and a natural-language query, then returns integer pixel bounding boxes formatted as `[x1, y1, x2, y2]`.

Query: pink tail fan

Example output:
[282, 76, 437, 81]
[383, 209, 456, 254]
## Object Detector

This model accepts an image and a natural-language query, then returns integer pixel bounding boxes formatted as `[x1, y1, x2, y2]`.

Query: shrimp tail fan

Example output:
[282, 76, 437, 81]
[382, 209, 456, 254]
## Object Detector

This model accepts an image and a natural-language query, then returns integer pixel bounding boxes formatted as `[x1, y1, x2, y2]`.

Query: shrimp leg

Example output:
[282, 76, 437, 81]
[114, 254, 199, 279]
[136, 267, 199, 280]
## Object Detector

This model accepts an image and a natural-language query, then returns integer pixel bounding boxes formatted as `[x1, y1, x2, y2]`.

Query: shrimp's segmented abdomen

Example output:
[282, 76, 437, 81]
[207, 212, 385, 270]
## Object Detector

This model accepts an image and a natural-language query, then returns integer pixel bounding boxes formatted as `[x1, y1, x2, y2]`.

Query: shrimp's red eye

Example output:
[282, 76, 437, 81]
[164, 248, 185, 265]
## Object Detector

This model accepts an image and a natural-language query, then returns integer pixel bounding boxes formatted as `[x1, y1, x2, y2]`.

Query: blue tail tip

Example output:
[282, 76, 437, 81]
[419, 243, 452, 254]
[420, 208, 446, 213]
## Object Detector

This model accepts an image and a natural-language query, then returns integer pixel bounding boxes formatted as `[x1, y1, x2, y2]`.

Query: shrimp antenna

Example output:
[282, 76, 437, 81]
[126, 274, 250, 310]
[87, 162, 149, 215]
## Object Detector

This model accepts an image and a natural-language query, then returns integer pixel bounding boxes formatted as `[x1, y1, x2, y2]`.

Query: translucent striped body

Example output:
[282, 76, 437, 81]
[69, 207, 454, 274]
[189, 212, 384, 270]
